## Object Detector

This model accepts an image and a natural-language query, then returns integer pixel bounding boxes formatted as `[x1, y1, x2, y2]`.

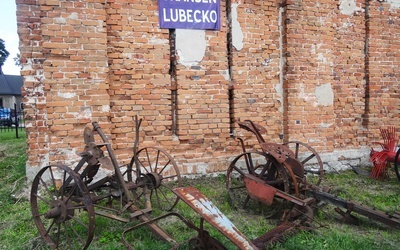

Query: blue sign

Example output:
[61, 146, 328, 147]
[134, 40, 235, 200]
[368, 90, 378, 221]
[158, 0, 220, 30]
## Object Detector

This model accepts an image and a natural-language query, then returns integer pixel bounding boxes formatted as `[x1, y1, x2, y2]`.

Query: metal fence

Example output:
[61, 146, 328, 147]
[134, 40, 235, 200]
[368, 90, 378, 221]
[0, 104, 25, 138]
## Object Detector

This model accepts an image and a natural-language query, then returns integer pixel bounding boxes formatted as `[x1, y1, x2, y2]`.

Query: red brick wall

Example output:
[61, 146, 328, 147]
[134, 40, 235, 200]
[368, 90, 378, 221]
[284, 0, 338, 151]
[17, 0, 400, 178]
[232, 0, 283, 143]
[17, 0, 47, 177]
[333, 0, 367, 149]
[366, 1, 400, 130]
[106, 0, 172, 163]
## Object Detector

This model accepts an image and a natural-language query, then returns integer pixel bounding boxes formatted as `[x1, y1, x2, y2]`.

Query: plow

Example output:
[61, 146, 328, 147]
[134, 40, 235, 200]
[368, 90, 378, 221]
[227, 121, 400, 225]
[30, 118, 400, 249]
[31, 116, 182, 249]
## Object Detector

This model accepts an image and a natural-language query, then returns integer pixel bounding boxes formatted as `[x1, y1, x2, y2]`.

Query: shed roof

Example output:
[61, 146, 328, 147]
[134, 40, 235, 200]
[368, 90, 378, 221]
[0, 74, 23, 95]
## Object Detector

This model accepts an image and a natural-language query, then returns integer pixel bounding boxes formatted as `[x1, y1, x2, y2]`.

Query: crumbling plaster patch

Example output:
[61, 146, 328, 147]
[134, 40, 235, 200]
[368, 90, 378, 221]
[231, 4, 243, 51]
[68, 12, 79, 20]
[75, 106, 92, 119]
[149, 36, 169, 45]
[102, 105, 110, 112]
[221, 69, 230, 80]
[298, 83, 314, 103]
[274, 83, 283, 113]
[339, 0, 364, 15]
[54, 12, 78, 25]
[54, 17, 66, 24]
[276, 7, 285, 114]
[57, 91, 76, 99]
[315, 83, 334, 106]
[176, 29, 206, 66]
[387, 0, 400, 11]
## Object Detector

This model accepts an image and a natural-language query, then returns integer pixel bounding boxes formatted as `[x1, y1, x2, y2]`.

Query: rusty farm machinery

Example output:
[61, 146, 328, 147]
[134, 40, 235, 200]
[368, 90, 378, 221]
[226, 120, 400, 243]
[30, 116, 183, 249]
[30, 118, 400, 249]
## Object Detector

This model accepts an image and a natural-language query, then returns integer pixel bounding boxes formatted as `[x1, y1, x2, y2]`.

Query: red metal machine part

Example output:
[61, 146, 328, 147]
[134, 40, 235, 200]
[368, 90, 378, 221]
[227, 120, 324, 211]
[370, 126, 400, 180]
[227, 120, 400, 241]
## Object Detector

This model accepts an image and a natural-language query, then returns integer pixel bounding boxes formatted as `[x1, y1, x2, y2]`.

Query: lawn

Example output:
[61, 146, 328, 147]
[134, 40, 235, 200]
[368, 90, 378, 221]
[0, 130, 399, 249]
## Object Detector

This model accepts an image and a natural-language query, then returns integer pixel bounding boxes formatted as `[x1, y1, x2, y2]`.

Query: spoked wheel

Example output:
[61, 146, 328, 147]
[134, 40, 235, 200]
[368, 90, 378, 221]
[395, 147, 400, 182]
[226, 151, 290, 214]
[128, 146, 182, 211]
[282, 141, 324, 186]
[30, 165, 95, 250]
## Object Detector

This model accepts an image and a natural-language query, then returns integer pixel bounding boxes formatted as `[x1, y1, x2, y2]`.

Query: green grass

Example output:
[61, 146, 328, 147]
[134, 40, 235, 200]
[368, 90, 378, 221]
[0, 130, 34, 249]
[0, 131, 399, 249]
[0, 129, 27, 204]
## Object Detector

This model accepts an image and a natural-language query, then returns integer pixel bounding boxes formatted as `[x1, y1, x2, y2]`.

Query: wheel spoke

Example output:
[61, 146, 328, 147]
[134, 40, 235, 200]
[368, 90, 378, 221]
[244, 153, 255, 174]
[294, 143, 300, 158]
[38, 177, 57, 201]
[158, 160, 171, 175]
[161, 174, 178, 181]
[153, 189, 162, 208]
[63, 183, 78, 204]
[301, 153, 315, 165]
[55, 223, 61, 247]
[144, 148, 153, 172]
[66, 218, 85, 243]
[32, 192, 53, 206]
[49, 167, 57, 195]
[45, 219, 56, 237]
[121, 168, 128, 176]
[155, 185, 173, 209]
[138, 158, 150, 174]
[132, 189, 145, 207]
[59, 170, 68, 200]
[62, 223, 70, 247]
[155, 149, 161, 170]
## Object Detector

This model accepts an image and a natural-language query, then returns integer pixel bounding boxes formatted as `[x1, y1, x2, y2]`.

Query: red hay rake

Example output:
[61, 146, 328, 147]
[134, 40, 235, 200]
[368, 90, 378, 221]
[370, 126, 400, 181]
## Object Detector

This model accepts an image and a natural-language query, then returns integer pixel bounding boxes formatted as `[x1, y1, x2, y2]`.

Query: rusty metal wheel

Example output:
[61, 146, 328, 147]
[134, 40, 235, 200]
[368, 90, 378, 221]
[30, 165, 95, 250]
[128, 146, 182, 211]
[282, 141, 324, 186]
[226, 151, 290, 213]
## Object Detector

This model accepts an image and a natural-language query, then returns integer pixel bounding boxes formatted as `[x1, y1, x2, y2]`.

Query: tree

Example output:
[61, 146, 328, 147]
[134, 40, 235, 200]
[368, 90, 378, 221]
[13, 53, 21, 69]
[0, 38, 10, 73]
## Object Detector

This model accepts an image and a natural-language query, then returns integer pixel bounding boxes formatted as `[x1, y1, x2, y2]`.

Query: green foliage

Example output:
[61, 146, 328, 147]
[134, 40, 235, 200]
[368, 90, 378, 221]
[0, 130, 27, 204]
[0, 130, 32, 249]
[0, 38, 10, 68]
[272, 225, 398, 250]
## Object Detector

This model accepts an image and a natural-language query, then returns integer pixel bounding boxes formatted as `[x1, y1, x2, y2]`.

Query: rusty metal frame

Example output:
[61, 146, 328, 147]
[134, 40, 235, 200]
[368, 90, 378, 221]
[30, 116, 181, 249]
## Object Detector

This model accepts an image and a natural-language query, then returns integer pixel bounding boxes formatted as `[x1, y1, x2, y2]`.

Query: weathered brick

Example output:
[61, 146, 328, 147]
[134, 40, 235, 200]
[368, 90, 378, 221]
[17, 0, 400, 180]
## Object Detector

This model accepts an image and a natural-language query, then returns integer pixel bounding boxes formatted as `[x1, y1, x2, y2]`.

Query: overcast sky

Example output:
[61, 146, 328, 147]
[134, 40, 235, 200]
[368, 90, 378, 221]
[0, 1, 20, 75]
